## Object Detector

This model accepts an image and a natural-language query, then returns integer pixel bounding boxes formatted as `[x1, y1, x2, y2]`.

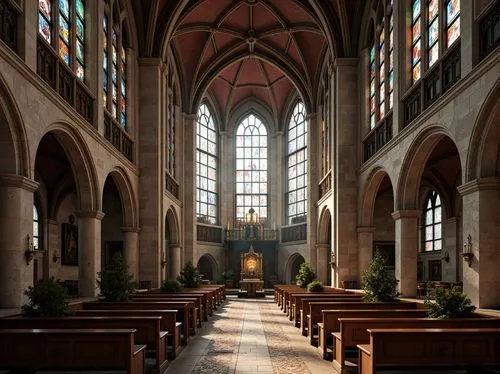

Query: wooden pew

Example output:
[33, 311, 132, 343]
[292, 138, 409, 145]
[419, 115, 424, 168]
[131, 296, 202, 328]
[0, 329, 146, 374]
[82, 301, 194, 345]
[283, 287, 347, 315]
[74, 309, 182, 358]
[0, 316, 168, 373]
[358, 328, 500, 374]
[304, 301, 417, 343]
[136, 291, 209, 322]
[335, 317, 500, 372]
[317, 309, 429, 360]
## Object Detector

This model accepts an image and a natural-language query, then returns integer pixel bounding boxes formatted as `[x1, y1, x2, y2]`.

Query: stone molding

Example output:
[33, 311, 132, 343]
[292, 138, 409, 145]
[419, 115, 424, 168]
[75, 210, 106, 220]
[356, 226, 376, 233]
[138, 57, 164, 68]
[333, 58, 359, 68]
[442, 216, 459, 224]
[120, 226, 141, 233]
[184, 113, 197, 121]
[315, 243, 329, 249]
[457, 177, 500, 196]
[391, 210, 421, 220]
[0, 174, 39, 192]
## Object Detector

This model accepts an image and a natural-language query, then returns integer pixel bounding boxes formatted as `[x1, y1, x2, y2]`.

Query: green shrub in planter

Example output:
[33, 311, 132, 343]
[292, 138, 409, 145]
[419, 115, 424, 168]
[177, 261, 202, 288]
[361, 249, 399, 302]
[161, 279, 182, 292]
[424, 285, 476, 319]
[295, 262, 316, 288]
[97, 252, 139, 301]
[22, 277, 70, 317]
[307, 280, 324, 292]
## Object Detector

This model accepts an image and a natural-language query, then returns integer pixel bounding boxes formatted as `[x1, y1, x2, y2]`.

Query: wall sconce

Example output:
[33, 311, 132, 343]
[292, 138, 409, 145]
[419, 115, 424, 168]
[161, 254, 167, 268]
[24, 234, 35, 265]
[442, 250, 450, 263]
[329, 252, 336, 268]
[462, 234, 473, 267]
[52, 250, 60, 263]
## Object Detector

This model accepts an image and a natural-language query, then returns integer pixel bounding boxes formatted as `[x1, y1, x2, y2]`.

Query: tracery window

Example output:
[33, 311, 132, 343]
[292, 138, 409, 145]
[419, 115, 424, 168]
[287, 101, 307, 224]
[38, 0, 86, 80]
[410, 0, 460, 84]
[103, 2, 128, 128]
[368, 1, 394, 130]
[33, 204, 42, 250]
[423, 190, 442, 251]
[235, 114, 268, 223]
[196, 104, 218, 225]
[167, 89, 176, 178]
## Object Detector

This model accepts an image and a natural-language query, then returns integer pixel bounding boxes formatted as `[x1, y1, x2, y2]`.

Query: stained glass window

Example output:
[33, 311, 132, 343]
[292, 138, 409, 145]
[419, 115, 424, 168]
[235, 114, 268, 223]
[427, 0, 439, 67]
[196, 104, 218, 225]
[378, 25, 385, 119]
[38, 0, 85, 80]
[424, 190, 442, 251]
[411, 0, 422, 82]
[388, 12, 394, 110]
[33, 204, 41, 250]
[167, 75, 176, 178]
[369, 43, 376, 129]
[446, 0, 460, 47]
[287, 101, 307, 224]
[103, 3, 128, 129]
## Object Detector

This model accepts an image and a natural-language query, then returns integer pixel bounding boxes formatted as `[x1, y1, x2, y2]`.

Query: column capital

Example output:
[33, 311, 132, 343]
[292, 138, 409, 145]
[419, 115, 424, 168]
[184, 113, 197, 121]
[357, 226, 376, 233]
[44, 219, 59, 226]
[75, 211, 105, 220]
[121, 226, 141, 233]
[315, 243, 329, 249]
[0, 174, 39, 192]
[306, 112, 317, 121]
[457, 177, 500, 196]
[334, 57, 359, 69]
[391, 210, 420, 220]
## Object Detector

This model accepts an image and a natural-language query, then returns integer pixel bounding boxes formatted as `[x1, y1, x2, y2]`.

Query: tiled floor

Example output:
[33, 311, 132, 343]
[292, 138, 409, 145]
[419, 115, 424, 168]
[165, 296, 333, 374]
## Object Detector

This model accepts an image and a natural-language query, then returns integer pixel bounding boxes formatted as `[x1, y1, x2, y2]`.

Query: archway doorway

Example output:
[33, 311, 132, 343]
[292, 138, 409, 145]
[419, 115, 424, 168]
[197, 254, 217, 282]
[101, 176, 124, 269]
[165, 208, 180, 280]
[286, 253, 305, 284]
[373, 174, 395, 278]
[317, 208, 332, 285]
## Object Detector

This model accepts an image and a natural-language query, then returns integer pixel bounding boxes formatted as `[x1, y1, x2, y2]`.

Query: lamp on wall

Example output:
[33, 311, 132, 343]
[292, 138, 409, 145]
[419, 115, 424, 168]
[52, 250, 60, 263]
[161, 254, 167, 268]
[462, 234, 473, 267]
[329, 252, 336, 268]
[24, 234, 35, 265]
[442, 250, 450, 263]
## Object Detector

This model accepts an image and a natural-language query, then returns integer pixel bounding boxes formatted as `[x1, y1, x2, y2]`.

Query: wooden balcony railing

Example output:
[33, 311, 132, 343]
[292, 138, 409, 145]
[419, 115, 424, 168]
[36, 36, 94, 124]
[363, 113, 393, 162]
[104, 113, 133, 161]
[0, 0, 19, 53]
[197, 224, 223, 243]
[479, 5, 500, 63]
[281, 223, 307, 243]
[318, 171, 331, 199]
[224, 227, 278, 241]
[165, 172, 179, 199]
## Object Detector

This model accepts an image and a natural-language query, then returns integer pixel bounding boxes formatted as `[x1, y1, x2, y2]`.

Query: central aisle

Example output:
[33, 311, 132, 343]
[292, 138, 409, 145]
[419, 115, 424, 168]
[165, 296, 334, 374]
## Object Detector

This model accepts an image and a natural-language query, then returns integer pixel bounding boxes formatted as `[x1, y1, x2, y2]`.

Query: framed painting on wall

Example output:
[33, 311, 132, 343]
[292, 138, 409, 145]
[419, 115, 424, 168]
[61, 222, 78, 266]
[428, 260, 442, 281]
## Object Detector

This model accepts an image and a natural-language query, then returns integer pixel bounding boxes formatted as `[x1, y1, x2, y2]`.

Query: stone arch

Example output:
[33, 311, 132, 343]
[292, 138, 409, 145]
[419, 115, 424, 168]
[165, 207, 181, 279]
[360, 167, 394, 226]
[466, 80, 500, 182]
[104, 167, 137, 228]
[285, 253, 306, 284]
[0, 73, 29, 177]
[165, 207, 180, 246]
[39, 125, 99, 212]
[197, 253, 218, 282]
[396, 126, 457, 211]
[228, 98, 275, 134]
[317, 206, 332, 244]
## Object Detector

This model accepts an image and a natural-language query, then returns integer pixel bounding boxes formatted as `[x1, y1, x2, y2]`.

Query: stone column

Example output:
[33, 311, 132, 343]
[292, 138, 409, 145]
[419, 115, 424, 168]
[392, 210, 420, 297]
[307, 114, 319, 271]
[0, 175, 38, 307]
[169, 246, 182, 279]
[315, 243, 329, 283]
[121, 226, 140, 281]
[271, 131, 284, 230]
[77, 211, 105, 297]
[357, 226, 376, 276]
[219, 131, 234, 236]
[182, 114, 197, 264]
[334, 59, 359, 287]
[458, 178, 500, 308]
[18, 0, 37, 70]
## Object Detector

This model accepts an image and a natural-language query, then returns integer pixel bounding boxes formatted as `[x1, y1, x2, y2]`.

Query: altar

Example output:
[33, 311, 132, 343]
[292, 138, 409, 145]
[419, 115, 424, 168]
[238, 244, 264, 298]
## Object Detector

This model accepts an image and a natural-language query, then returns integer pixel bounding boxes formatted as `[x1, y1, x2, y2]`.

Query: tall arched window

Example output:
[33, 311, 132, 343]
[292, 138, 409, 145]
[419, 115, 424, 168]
[103, 1, 128, 128]
[424, 190, 442, 251]
[33, 203, 42, 250]
[196, 104, 218, 224]
[167, 70, 176, 178]
[235, 114, 268, 223]
[38, 0, 86, 80]
[410, 0, 460, 84]
[368, 1, 394, 130]
[287, 101, 307, 224]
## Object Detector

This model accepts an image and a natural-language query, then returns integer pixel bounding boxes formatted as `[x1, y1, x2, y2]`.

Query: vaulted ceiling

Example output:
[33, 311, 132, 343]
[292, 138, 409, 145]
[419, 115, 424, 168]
[132, 0, 366, 122]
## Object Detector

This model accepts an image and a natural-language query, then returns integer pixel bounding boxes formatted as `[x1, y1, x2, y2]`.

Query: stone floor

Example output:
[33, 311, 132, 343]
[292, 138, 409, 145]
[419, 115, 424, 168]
[165, 295, 333, 374]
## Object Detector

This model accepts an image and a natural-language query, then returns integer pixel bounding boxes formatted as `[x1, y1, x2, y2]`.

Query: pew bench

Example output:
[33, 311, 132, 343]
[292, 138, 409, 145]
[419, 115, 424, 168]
[74, 309, 182, 358]
[289, 293, 362, 324]
[136, 292, 209, 322]
[334, 317, 500, 373]
[0, 328, 146, 374]
[317, 309, 429, 360]
[358, 328, 500, 374]
[0, 315, 168, 373]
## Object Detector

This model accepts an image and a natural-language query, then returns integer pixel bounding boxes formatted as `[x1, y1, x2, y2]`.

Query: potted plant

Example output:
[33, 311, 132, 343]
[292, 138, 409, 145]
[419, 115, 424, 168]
[361, 249, 399, 302]
[177, 261, 202, 288]
[295, 262, 316, 288]
[161, 279, 182, 292]
[424, 283, 476, 318]
[222, 269, 234, 288]
[22, 277, 71, 316]
[307, 280, 324, 292]
[97, 252, 139, 301]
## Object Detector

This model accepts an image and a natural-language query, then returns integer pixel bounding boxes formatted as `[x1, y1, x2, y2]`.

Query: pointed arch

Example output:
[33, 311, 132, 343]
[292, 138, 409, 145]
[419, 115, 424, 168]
[285, 252, 306, 284]
[317, 206, 332, 244]
[360, 167, 394, 226]
[104, 166, 137, 228]
[165, 207, 180, 246]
